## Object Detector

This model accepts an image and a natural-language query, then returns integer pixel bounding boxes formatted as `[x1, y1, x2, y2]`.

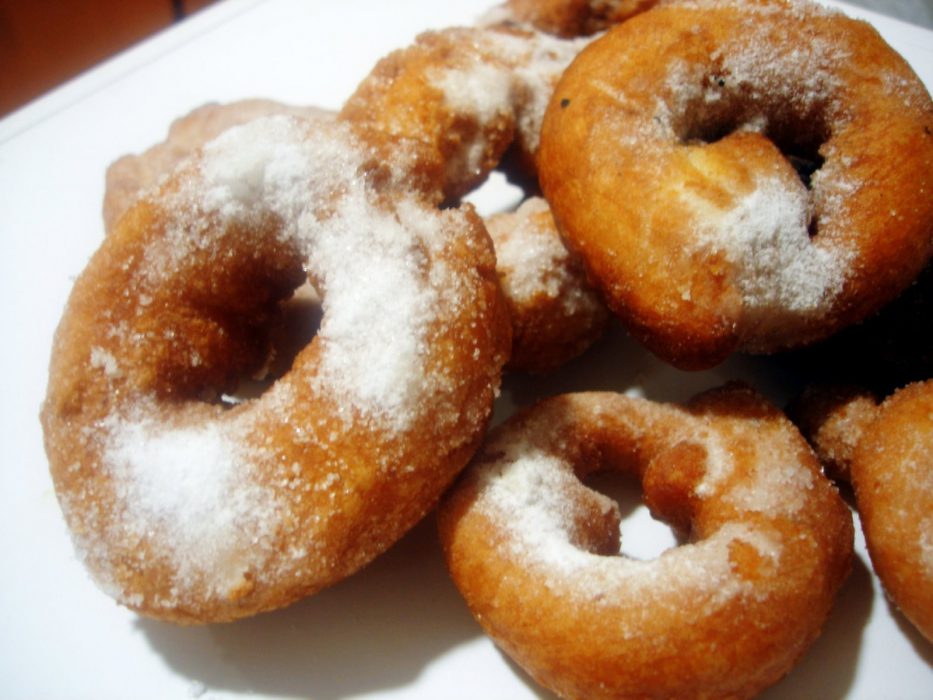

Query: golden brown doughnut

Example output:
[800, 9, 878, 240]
[485, 197, 608, 373]
[539, 0, 933, 369]
[42, 116, 510, 623]
[850, 380, 933, 642]
[103, 99, 333, 232]
[341, 25, 611, 371]
[439, 385, 853, 700]
[340, 24, 592, 202]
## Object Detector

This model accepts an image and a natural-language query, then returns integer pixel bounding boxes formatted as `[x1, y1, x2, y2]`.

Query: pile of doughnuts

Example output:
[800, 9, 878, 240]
[41, 0, 931, 696]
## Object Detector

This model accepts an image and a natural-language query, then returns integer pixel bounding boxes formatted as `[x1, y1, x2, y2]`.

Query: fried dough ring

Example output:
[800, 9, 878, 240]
[439, 385, 853, 699]
[42, 116, 510, 623]
[792, 380, 933, 641]
[341, 24, 609, 370]
[539, 0, 933, 369]
[849, 382, 933, 641]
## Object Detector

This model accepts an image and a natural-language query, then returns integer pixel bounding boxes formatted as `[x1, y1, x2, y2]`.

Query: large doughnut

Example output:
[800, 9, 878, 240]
[485, 196, 608, 372]
[103, 99, 332, 233]
[41, 116, 510, 623]
[849, 381, 933, 642]
[539, 0, 933, 369]
[438, 385, 853, 700]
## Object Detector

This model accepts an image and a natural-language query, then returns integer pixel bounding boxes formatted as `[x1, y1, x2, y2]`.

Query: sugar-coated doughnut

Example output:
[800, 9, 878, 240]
[485, 197, 608, 373]
[439, 385, 853, 700]
[539, 0, 933, 369]
[341, 24, 609, 371]
[42, 116, 510, 623]
[850, 381, 933, 642]
[103, 99, 333, 233]
[486, 0, 660, 37]
[340, 24, 592, 202]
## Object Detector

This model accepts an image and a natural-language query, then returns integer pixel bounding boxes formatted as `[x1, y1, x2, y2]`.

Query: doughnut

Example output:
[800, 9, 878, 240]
[439, 385, 853, 700]
[485, 197, 609, 373]
[103, 99, 333, 232]
[484, 0, 660, 37]
[340, 24, 592, 202]
[539, 0, 933, 369]
[849, 382, 933, 641]
[41, 116, 511, 623]
[341, 24, 610, 370]
[788, 384, 878, 481]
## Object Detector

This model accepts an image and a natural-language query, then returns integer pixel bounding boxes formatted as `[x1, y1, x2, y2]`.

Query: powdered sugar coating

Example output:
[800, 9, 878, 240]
[491, 197, 589, 310]
[151, 116, 451, 429]
[539, 0, 933, 367]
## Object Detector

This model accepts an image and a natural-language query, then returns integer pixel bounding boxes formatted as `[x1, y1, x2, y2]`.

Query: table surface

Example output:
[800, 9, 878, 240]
[1, 1, 931, 699]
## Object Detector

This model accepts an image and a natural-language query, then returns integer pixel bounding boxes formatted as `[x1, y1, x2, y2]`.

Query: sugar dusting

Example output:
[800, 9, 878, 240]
[103, 410, 279, 599]
[490, 197, 593, 314]
[430, 27, 593, 158]
[161, 116, 448, 429]
[690, 174, 850, 324]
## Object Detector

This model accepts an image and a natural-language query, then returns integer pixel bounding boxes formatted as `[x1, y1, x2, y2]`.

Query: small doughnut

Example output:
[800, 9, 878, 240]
[539, 0, 933, 369]
[42, 116, 510, 623]
[850, 380, 933, 642]
[340, 24, 592, 202]
[787, 384, 879, 481]
[439, 385, 853, 700]
[486, 197, 608, 373]
[485, 0, 660, 38]
[103, 99, 333, 232]
[342, 25, 609, 370]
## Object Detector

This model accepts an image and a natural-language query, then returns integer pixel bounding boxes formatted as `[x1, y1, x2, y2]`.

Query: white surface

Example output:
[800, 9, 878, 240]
[1, 1, 931, 699]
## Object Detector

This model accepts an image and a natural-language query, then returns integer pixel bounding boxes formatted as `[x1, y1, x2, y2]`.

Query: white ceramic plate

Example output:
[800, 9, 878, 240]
[1, 1, 930, 698]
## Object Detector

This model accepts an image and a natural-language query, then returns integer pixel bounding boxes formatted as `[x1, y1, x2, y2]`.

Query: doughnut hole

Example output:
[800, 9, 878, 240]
[584, 469, 682, 560]
[675, 81, 831, 232]
[109, 207, 309, 402]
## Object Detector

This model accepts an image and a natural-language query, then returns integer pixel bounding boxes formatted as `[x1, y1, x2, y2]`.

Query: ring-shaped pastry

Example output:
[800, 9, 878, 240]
[439, 385, 853, 699]
[42, 116, 510, 623]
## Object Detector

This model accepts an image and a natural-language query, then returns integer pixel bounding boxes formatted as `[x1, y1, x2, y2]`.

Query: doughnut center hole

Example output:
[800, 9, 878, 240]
[584, 471, 681, 561]
[678, 89, 829, 200]
[218, 281, 323, 406]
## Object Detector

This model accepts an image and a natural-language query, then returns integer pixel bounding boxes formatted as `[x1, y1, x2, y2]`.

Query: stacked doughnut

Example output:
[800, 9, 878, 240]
[793, 381, 933, 643]
[539, 0, 933, 368]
